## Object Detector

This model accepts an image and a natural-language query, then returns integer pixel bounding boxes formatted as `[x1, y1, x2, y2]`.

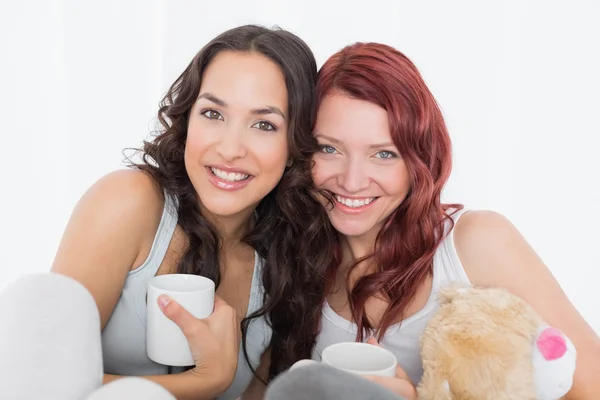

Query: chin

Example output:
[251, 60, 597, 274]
[200, 197, 249, 218]
[329, 217, 373, 238]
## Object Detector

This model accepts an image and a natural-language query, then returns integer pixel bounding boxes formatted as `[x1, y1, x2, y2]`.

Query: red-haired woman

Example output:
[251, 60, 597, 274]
[309, 42, 600, 399]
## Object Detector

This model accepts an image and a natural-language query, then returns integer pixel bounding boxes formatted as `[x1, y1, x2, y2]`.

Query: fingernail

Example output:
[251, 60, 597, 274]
[158, 295, 171, 308]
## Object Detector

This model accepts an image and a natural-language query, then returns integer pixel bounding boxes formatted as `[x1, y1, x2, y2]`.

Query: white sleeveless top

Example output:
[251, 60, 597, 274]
[312, 208, 471, 385]
[101, 193, 272, 400]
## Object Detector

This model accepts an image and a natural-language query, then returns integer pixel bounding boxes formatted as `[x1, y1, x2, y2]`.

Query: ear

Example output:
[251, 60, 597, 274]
[286, 159, 293, 168]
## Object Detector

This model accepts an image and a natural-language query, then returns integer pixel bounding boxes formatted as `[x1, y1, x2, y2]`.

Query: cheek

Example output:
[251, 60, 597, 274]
[252, 134, 288, 172]
[311, 157, 329, 187]
[381, 164, 411, 196]
[185, 122, 213, 156]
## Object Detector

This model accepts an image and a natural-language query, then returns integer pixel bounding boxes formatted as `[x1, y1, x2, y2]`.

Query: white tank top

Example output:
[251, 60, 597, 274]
[101, 192, 272, 400]
[312, 208, 471, 385]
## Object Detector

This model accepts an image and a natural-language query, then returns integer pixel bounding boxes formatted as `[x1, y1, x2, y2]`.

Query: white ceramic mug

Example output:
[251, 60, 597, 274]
[291, 342, 397, 377]
[146, 274, 215, 366]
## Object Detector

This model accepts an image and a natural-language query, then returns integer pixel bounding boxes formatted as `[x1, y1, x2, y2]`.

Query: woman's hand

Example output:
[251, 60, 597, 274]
[363, 338, 417, 400]
[158, 294, 240, 395]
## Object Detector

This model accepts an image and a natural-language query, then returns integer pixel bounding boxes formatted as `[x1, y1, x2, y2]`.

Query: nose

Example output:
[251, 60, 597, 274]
[214, 128, 247, 162]
[337, 158, 370, 193]
[536, 327, 567, 361]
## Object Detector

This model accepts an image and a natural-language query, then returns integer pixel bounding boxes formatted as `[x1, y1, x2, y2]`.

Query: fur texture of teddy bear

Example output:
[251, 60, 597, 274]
[417, 285, 577, 400]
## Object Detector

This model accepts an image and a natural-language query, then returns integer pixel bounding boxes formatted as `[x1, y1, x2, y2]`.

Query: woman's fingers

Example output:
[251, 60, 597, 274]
[363, 375, 417, 400]
[366, 337, 411, 381]
[157, 295, 206, 338]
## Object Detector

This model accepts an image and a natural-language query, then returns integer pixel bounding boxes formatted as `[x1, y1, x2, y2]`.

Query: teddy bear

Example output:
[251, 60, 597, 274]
[417, 285, 577, 400]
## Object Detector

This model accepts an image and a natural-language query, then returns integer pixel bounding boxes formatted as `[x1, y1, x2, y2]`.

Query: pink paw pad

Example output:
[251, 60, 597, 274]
[536, 327, 567, 361]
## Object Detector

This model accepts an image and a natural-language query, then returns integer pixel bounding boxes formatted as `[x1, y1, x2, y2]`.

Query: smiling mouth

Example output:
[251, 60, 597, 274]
[209, 167, 252, 182]
[206, 166, 254, 191]
[329, 192, 379, 210]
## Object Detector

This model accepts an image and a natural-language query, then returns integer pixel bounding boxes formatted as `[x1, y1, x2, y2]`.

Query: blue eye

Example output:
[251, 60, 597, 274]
[375, 150, 396, 159]
[321, 145, 337, 154]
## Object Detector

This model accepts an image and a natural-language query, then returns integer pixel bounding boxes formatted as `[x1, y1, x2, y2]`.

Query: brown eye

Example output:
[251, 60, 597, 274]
[252, 121, 276, 131]
[201, 110, 223, 120]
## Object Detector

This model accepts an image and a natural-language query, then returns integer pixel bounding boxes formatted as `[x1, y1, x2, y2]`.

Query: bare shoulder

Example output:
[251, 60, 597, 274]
[453, 210, 524, 286]
[74, 168, 168, 268]
[453, 209, 600, 398]
[453, 209, 516, 248]
[51, 168, 167, 328]
[82, 169, 164, 225]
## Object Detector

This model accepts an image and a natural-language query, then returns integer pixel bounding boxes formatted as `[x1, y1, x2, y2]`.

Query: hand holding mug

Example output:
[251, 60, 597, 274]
[291, 341, 397, 377]
[362, 338, 416, 400]
[146, 274, 240, 395]
[291, 339, 416, 400]
[157, 294, 239, 389]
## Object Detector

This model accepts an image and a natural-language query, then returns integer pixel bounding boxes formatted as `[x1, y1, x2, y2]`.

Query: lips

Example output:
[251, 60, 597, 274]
[209, 167, 250, 182]
[206, 165, 254, 191]
[334, 194, 377, 208]
[328, 191, 379, 214]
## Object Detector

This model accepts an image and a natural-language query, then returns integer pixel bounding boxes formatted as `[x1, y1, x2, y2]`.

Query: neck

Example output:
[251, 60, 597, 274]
[202, 206, 256, 250]
[338, 227, 380, 278]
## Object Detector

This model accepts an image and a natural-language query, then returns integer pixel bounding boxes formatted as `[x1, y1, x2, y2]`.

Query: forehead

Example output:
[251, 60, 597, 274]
[315, 93, 391, 145]
[200, 51, 288, 110]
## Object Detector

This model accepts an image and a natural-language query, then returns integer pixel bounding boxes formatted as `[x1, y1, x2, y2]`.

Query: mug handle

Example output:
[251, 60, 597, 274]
[290, 359, 319, 371]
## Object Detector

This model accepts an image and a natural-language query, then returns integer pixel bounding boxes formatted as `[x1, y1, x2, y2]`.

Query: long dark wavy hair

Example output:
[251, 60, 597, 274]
[314, 42, 463, 341]
[128, 25, 335, 380]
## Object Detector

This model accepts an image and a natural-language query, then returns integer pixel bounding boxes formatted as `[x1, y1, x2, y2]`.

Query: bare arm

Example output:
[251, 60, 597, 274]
[51, 170, 235, 399]
[242, 348, 271, 400]
[455, 210, 600, 399]
[51, 169, 162, 329]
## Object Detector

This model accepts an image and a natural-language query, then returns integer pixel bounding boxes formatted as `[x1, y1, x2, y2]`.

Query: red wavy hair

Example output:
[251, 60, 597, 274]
[315, 42, 463, 340]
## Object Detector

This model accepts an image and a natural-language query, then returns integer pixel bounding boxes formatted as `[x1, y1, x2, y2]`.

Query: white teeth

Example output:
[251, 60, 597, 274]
[210, 167, 249, 182]
[335, 195, 376, 208]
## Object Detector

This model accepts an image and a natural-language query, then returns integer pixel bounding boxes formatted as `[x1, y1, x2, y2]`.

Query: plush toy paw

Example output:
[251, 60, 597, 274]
[532, 326, 577, 399]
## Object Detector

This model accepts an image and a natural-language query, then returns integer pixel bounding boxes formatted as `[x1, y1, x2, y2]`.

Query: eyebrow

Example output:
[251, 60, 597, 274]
[250, 106, 286, 120]
[367, 142, 395, 149]
[314, 134, 343, 145]
[197, 92, 286, 120]
[315, 134, 395, 149]
[198, 92, 227, 107]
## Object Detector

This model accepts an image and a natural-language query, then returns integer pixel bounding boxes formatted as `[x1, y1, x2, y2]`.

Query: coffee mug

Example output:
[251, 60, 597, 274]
[291, 342, 397, 377]
[146, 274, 215, 366]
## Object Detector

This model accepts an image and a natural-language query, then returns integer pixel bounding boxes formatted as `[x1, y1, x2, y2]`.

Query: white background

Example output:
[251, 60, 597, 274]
[1, 0, 598, 332]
